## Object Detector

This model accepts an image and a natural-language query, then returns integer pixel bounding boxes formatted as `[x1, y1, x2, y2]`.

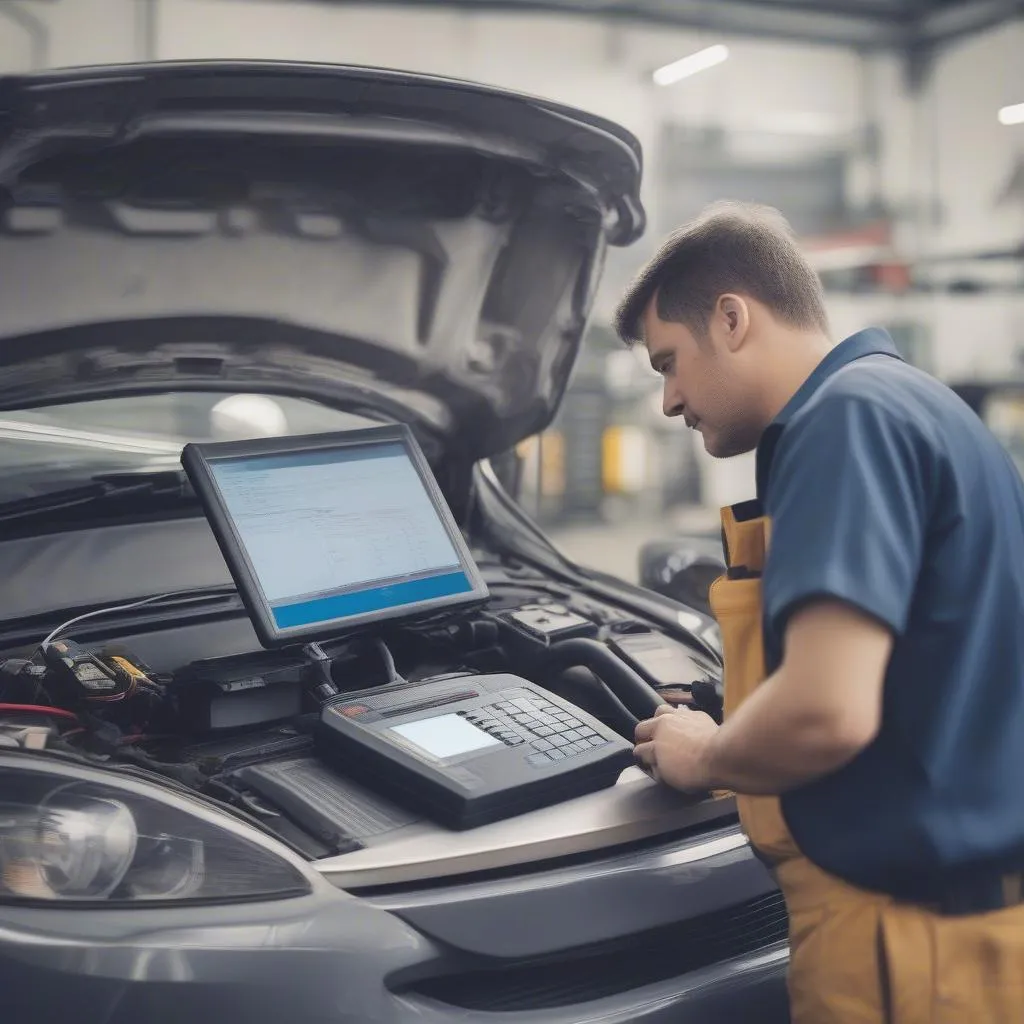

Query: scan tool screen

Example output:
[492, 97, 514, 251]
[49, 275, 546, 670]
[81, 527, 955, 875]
[184, 427, 488, 645]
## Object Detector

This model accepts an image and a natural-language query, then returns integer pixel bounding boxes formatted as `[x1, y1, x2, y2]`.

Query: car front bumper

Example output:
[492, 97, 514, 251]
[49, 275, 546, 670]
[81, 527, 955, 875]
[0, 827, 790, 1024]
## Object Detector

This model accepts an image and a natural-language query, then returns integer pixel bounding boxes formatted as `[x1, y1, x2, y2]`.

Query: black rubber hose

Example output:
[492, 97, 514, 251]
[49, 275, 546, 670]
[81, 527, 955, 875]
[543, 638, 665, 723]
[553, 666, 640, 739]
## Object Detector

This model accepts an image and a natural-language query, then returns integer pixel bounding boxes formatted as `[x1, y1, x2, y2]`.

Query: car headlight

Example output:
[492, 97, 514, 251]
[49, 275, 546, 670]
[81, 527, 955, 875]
[0, 761, 311, 904]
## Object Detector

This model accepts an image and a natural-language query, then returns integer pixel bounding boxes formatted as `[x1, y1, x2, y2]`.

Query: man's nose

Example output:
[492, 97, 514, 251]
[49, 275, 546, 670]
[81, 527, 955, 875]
[663, 385, 684, 418]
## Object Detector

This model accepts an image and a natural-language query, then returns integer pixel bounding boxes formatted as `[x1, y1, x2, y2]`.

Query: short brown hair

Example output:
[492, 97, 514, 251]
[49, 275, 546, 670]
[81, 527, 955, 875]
[614, 201, 829, 345]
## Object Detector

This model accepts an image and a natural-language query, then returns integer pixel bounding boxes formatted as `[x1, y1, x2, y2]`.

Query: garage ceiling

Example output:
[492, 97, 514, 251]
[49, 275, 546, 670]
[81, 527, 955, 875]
[312, 0, 1024, 50]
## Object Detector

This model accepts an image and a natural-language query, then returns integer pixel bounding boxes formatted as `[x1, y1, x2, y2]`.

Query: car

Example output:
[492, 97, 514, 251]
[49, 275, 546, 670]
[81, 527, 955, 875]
[638, 530, 726, 619]
[0, 61, 789, 1024]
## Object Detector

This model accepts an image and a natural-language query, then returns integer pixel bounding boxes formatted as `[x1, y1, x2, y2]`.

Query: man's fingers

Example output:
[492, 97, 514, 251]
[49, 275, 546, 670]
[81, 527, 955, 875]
[633, 740, 657, 766]
[633, 741, 660, 781]
[634, 704, 680, 742]
[634, 718, 655, 743]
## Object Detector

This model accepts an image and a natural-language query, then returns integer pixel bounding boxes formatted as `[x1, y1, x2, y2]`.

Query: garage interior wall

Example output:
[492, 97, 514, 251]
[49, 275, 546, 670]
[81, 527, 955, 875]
[0, 0, 1021, 384]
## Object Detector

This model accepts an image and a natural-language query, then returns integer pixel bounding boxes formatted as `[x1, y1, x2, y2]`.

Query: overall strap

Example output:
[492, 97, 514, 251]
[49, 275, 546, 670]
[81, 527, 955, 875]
[721, 500, 771, 574]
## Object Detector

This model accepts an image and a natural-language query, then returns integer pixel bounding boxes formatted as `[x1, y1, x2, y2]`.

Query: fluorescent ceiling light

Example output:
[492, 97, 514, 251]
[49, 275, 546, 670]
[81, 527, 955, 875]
[653, 44, 728, 87]
[998, 103, 1024, 125]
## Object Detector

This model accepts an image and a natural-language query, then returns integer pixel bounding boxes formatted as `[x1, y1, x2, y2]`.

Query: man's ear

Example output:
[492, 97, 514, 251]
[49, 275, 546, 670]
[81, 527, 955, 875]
[714, 294, 751, 352]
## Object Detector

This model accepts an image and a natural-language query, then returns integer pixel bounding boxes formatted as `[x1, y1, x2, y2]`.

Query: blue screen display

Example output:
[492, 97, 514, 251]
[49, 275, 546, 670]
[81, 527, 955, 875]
[208, 442, 474, 632]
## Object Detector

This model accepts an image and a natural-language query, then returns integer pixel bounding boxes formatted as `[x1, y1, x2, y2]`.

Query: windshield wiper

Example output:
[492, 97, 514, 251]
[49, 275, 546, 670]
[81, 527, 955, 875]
[0, 471, 194, 524]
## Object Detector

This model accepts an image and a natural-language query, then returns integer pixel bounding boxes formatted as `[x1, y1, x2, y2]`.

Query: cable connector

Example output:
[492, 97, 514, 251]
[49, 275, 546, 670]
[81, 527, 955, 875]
[0, 724, 52, 750]
[302, 643, 339, 703]
[374, 638, 406, 686]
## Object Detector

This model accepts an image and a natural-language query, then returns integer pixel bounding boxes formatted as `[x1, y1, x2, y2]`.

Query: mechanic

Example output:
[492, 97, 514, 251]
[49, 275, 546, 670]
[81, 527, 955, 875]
[614, 200, 1024, 1023]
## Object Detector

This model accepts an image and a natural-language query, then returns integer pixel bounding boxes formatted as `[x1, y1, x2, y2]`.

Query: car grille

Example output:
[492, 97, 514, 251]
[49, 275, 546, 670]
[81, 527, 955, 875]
[401, 891, 788, 1011]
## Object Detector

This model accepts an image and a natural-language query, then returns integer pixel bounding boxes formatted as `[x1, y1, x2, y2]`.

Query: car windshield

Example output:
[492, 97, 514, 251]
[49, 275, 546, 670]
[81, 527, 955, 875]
[0, 392, 381, 503]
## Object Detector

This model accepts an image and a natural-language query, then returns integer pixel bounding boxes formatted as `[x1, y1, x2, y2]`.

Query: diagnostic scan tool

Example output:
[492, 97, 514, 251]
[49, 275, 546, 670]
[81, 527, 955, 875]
[182, 425, 633, 829]
[182, 425, 489, 647]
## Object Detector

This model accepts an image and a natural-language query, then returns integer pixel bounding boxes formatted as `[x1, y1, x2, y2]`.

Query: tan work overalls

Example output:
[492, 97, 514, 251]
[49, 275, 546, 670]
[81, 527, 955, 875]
[709, 502, 1024, 1023]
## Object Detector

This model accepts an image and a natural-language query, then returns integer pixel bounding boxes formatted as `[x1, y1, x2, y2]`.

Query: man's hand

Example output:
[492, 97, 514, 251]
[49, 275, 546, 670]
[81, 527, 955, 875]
[632, 601, 892, 796]
[633, 705, 720, 792]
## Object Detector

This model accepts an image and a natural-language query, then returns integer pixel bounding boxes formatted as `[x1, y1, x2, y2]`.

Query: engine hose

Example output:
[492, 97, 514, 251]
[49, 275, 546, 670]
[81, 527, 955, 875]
[543, 638, 665, 724]
[551, 667, 638, 740]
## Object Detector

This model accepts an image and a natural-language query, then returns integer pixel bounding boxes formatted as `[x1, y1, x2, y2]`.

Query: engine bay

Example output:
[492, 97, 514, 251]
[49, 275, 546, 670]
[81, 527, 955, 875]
[0, 426, 725, 886]
[0, 558, 722, 868]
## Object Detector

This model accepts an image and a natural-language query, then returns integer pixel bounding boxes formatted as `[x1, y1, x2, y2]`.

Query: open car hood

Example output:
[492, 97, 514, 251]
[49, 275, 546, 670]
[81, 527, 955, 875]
[0, 61, 644, 459]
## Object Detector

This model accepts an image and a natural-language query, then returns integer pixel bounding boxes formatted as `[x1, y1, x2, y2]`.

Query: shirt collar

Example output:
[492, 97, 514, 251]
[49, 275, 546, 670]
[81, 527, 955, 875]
[755, 327, 903, 498]
[770, 327, 902, 429]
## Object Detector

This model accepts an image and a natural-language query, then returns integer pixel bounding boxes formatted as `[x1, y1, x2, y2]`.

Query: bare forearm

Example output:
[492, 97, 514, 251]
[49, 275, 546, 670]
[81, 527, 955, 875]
[704, 670, 868, 795]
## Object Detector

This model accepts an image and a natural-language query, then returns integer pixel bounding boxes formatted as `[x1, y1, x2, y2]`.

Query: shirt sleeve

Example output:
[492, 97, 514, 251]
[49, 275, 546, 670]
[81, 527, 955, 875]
[763, 395, 930, 641]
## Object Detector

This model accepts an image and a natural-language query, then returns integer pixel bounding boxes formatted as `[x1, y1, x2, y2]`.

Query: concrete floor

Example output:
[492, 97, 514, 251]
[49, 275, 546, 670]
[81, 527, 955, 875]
[547, 507, 719, 584]
[547, 520, 660, 583]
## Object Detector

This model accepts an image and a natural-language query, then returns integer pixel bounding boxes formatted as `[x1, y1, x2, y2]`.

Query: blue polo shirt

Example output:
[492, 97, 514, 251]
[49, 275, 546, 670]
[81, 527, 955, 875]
[760, 328, 1024, 900]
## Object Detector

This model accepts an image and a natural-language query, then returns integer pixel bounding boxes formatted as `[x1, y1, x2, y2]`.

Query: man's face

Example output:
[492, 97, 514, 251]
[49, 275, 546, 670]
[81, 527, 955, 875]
[641, 299, 762, 459]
